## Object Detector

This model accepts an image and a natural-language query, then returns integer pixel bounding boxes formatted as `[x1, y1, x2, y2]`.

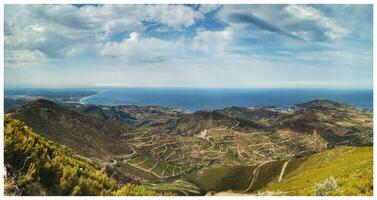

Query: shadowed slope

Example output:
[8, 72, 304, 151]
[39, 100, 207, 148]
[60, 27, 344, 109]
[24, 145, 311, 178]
[8, 99, 134, 159]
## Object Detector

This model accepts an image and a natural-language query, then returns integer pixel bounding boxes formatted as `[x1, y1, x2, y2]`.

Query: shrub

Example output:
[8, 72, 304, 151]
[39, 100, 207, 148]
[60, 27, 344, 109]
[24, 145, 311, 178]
[4, 116, 164, 196]
[315, 176, 338, 196]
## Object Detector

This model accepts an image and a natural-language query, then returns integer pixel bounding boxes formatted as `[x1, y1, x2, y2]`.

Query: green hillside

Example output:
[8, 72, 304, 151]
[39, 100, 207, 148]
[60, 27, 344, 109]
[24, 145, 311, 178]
[184, 165, 256, 193]
[261, 146, 373, 196]
[4, 116, 170, 196]
[184, 160, 288, 194]
[7, 99, 134, 159]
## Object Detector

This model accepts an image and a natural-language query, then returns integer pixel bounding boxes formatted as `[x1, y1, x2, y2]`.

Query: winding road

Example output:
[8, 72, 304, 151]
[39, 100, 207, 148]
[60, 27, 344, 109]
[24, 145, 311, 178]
[278, 160, 290, 182]
[244, 162, 269, 192]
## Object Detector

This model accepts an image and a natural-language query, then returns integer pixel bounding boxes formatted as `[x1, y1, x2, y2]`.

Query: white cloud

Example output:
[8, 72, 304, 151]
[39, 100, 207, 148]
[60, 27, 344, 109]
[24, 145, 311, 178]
[5, 50, 47, 66]
[30, 24, 46, 33]
[102, 18, 144, 40]
[285, 5, 347, 40]
[143, 5, 201, 29]
[198, 4, 222, 14]
[219, 4, 348, 41]
[4, 3, 371, 90]
[192, 27, 234, 54]
[98, 27, 236, 62]
[4, 4, 202, 65]
[4, 4, 350, 67]
[99, 32, 183, 62]
[98, 5, 202, 39]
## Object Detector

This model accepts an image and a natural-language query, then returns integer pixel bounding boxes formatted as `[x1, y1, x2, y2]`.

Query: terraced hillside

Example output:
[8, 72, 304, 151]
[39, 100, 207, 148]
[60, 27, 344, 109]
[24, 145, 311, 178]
[5, 99, 373, 195]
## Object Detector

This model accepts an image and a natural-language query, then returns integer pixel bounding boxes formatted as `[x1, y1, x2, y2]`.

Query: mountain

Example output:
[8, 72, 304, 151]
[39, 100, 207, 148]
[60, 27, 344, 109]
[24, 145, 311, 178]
[219, 106, 280, 122]
[162, 110, 265, 135]
[76, 104, 183, 126]
[296, 99, 355, 110]
[7, 99, 134, 159]
[77, 104, 135, 123]
[279, 102, 372, 145]
[4, 116, 164, 196]
[158, 101, 371, 146]
[69, 99, 371, 147]
[4, 98, 373, 196]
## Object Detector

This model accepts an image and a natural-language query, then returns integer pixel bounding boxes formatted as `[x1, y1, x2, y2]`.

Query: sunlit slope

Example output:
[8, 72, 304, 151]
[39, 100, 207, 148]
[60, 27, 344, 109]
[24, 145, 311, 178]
[184, 165, 257, 192]
[4, 116, 168, 196]
[261, 146, 373, 196]
[184, 160, 289, 194]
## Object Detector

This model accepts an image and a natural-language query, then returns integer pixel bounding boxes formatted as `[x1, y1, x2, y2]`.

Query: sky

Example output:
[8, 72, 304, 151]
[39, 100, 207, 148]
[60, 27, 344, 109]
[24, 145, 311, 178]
[4, 4, 373, 89]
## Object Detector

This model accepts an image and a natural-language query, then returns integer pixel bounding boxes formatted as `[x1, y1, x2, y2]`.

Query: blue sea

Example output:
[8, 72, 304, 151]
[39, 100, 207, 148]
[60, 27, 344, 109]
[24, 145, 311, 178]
[82, 88, 373, 112]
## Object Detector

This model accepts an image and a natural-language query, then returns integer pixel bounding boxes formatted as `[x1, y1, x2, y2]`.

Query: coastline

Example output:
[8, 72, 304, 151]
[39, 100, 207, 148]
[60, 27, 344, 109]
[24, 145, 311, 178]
[76, 88, 372, 111]
[79, 92, 98, 104]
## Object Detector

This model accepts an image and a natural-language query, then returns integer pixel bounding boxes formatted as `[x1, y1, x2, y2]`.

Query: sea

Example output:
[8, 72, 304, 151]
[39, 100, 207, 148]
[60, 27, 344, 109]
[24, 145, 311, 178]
[81, 88, 373, 112]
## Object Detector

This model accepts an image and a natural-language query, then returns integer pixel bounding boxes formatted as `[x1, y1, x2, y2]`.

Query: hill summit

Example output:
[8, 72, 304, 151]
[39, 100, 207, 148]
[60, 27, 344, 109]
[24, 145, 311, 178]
[297, 99, 354, 110]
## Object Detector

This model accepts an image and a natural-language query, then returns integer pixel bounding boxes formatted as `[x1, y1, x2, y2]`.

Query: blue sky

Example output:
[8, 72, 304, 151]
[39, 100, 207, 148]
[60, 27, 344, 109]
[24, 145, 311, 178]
[4, 4, 373, 89]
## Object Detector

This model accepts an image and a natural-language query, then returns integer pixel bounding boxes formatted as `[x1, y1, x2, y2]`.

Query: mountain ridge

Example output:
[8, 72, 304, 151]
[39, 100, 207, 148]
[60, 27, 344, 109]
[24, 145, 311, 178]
[8, 99, 134, 159]
[4, 98, 373, 196]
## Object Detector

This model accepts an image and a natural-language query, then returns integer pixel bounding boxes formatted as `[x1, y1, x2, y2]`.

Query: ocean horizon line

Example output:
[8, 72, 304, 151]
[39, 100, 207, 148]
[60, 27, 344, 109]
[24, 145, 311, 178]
[4, 86, 374, 91]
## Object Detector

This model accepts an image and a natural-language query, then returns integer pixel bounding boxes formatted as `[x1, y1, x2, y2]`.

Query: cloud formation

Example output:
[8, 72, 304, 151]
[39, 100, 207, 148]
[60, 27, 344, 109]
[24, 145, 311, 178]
[5, 4, 204, 63]
[219, 4, 348, 41]
[99, 32, 183, 63]
[192, 27, 234, 54]
[4, 4, 373, 89]
[226, 12, 301, 40]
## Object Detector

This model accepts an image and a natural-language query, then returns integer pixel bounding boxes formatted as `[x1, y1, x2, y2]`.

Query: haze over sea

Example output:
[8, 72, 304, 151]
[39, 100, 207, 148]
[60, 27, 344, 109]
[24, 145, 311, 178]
[81, 88, 373, 112]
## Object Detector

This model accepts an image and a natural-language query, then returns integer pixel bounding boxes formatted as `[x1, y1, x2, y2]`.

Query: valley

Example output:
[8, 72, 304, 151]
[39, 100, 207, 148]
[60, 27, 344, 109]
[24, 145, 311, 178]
[4, 98, 373, 196]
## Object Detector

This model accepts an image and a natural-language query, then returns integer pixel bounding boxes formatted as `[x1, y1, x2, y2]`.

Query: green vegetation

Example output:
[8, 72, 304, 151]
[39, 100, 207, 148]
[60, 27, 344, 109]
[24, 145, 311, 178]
[8, 99, 134, 159]
[141, 180, 201, 195]
[4, 99, 373, 196]
[247, 160, 285, 192]
[183, 160, 286, 194]
[184, 165, 256, 193]
[261, 146, 373, 195]
[281, 157, 306, 176]
[315, 176, 338, 196]
[4, 116, 170, 196]
[118, 163, 159, 181]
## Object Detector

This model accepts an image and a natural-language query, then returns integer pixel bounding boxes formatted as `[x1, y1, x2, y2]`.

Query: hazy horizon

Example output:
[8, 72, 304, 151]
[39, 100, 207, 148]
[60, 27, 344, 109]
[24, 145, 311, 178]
[4, 84, 374, 90]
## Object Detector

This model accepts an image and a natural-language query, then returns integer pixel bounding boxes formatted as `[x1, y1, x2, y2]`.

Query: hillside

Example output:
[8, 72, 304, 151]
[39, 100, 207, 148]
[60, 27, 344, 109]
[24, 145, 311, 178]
[296, 99, 355, 110]
[3, 98, 373, 196]
[4, 116, 167, 196]
[7, 99, 134, 159]
[155, 100, 372, 146]
[260, 146, 373, 195]
[205, 146, 372, 196]
[162, 110, 265, 135]
[76, 104, 183, 126]
[278, 105, 372, 145]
